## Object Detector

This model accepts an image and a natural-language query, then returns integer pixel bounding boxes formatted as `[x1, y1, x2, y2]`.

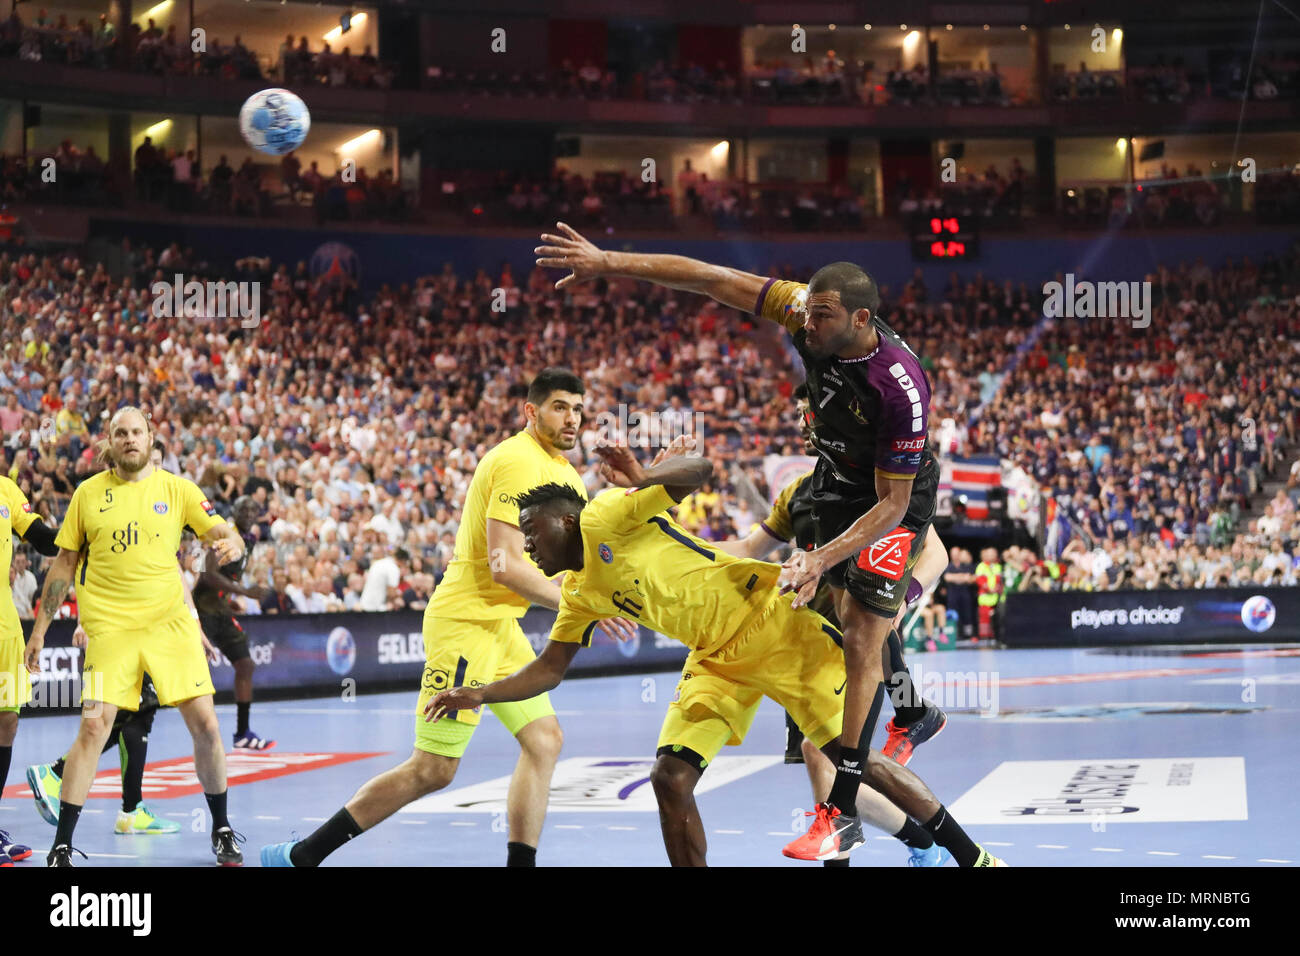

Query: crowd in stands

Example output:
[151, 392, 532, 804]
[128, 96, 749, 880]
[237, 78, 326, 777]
[897, 158, 1028, 227]
[3, 236, 1298, 622]
[0, 9, 394, 89]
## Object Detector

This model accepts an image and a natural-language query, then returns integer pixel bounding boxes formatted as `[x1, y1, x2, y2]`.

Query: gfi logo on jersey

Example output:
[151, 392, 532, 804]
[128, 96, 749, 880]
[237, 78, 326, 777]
[378, 632, 425, 665]
[857, 528, 916, 581]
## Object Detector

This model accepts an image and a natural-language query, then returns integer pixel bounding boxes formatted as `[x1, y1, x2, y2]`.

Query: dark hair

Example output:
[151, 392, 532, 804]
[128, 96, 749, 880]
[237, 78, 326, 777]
[793, 383, 810, 402]
[153, 439, 166, 453]
[527, 367, 584, 407]
[808, 261, 881, 317]
[516, 482, 587, 515]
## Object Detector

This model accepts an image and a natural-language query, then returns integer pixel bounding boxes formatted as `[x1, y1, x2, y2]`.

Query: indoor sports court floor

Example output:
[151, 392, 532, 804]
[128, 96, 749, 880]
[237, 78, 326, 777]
[4, 644, 1298, 867]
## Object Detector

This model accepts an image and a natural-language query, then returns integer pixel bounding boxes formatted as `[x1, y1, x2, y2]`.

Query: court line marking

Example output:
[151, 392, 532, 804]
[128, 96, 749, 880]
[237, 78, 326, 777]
[303, 816, 327, 822]
[1203, 854, 1235, 860]
[400, 820, 427, 825]
[1148, 851, 1179, 856]
[449, 821, 477, 827]
[983, 841, 1014, 847]
[608, 826, 638, 831]
[1037, 844, 1068, 849]
[1258, 858, 1292, 863]
[767, 831, 792, 836]
[713, 829, 743, 834]
[255, 815, 282, 820]
[555, 824, 583, 830]
[1092, 847, 1124, 853]
[85, 852, 139, 859]
[82, 809, 103, 815]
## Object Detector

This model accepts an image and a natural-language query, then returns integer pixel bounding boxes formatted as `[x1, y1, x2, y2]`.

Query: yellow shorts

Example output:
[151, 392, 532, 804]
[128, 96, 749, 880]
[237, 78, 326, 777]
[0, 630, 31, 713]
[657, 594, 846, 768]
[83, 613, 214, 711]
[414, 616, 555, 759]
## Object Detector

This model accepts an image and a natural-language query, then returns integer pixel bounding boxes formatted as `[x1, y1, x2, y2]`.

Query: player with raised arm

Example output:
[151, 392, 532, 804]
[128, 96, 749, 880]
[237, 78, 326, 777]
[535, 224, 950, 862]
[260, 369, 637, 868]
[24, 407, 247, 867]
[424, 443, 1004, 867]
[1, 472, 61, 865]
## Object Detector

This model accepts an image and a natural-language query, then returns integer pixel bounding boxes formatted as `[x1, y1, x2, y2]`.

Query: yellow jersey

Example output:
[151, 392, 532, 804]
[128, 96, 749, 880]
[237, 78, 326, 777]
[550, 485, 783, 657]
[1, 476, 40, 635]
[54, 468, 224, 634]
[427, 429, 587, 621]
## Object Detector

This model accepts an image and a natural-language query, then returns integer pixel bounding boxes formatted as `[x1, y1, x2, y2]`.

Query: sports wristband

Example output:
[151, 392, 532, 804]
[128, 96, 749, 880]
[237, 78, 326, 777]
[905, 578, 923, 605]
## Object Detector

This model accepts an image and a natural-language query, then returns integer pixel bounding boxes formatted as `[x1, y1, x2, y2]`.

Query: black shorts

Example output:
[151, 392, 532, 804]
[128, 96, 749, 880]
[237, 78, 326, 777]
[810, 455, 938, 619]
[200, 614, 250, 663]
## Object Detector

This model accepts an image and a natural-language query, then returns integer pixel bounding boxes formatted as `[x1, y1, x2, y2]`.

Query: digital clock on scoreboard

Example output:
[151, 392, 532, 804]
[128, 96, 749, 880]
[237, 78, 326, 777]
[910, 215, 980, 261]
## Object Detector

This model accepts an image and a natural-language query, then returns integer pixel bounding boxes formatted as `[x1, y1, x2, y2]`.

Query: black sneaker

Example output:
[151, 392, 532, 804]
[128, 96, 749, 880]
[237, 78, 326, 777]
[783, 713, 806, 765]
[212, 827, 245, 867]
[882, 704, 948, 767]
[47, 844, 87, 867]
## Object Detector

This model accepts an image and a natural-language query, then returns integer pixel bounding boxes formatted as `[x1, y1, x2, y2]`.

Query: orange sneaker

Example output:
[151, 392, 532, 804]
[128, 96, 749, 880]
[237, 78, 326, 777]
[882, 705, 947, 767]
[782, 803, 865, 861]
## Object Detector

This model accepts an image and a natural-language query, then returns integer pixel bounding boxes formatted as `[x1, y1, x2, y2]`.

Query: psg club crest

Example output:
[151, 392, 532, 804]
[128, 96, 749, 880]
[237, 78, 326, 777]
[599, 543, 613, 564]
[153, 502, 169, 515]
[0, 505, 8, 520]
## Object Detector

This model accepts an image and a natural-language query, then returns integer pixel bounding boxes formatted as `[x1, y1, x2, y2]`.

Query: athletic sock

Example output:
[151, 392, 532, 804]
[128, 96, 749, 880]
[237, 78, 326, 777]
[823, 857, 850, 868]
[885, 630, 927, 727]
[205, 790, 231, 831]
[894, 817, 935, 850]
[119, 720, 149, 812]
[52, 756, 66, 778]
[507, 842, 537, 867]
[0, 744, 10, 793]
[923, 805, 980, 867]
[237, 702, 251, 737]
[54, 801, 83, 848]
[290, 807, 362, 867]
[827, 682, 885, 814]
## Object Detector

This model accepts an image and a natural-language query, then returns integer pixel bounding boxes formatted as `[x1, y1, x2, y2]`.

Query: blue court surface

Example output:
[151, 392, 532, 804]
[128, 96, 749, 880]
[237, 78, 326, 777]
[4, 644, 1298, 867]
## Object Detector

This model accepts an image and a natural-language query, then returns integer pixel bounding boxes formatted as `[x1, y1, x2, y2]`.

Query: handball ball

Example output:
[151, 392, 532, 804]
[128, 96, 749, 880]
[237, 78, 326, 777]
[239, 88, 310, 156]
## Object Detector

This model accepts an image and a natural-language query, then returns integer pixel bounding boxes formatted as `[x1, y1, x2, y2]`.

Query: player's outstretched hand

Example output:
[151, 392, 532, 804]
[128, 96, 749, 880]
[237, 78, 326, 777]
[535, 222, 608, 291]
[211, 535, 242, 566]
[648, 434, 697, 468]
[593, 442, 646, 487]
[779, 548, 826, 609]
[424, 686, 485, 723]
[596, 617, 639, 643]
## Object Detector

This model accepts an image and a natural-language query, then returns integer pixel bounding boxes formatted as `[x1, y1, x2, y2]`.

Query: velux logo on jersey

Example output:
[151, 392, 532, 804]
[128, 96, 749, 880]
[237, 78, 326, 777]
[857, 528, 916, 581]
[892, 438, 926, 451]
[201, 499, 215, 515]
[887, 363, 925, 433]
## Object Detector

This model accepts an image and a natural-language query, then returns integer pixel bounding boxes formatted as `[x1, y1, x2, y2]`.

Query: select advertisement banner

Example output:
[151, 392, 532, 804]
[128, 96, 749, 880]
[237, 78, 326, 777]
[1002, 588, 1300, 647]
[20, 610, 689, 714]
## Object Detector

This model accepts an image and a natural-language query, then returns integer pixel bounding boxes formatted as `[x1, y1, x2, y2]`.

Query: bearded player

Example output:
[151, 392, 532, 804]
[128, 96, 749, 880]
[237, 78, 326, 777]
[537, 225, 949, 861]
[25, 407, 247, 867]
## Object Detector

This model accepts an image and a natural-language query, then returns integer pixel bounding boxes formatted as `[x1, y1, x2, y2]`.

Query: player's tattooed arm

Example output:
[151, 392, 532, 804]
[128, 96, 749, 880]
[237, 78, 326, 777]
[424, 640, 581, 721]
[536, 222, 767, 313]
[594, 441, 712, 503]
[24, 548, 81, 670]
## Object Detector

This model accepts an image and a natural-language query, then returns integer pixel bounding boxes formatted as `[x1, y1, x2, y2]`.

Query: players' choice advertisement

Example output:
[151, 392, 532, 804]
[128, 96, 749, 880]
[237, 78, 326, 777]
[1003, 587, 1300, 647]
[21, 611, 688, 713]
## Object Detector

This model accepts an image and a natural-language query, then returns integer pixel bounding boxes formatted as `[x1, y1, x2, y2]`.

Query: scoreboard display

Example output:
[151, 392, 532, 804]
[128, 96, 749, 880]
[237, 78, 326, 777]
[911, 215, 980, 261]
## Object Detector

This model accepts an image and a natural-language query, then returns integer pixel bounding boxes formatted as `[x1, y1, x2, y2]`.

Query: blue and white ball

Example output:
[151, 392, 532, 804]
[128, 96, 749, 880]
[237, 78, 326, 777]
[239, 88, 310, 156]
[1240, 595, 1276, 633]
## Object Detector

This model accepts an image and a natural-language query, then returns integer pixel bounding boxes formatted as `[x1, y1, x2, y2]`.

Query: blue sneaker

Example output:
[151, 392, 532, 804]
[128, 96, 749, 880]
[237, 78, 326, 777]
[907, 843, 952, 867]
[26, 763, 61, 826]
[233, 729, 276, 751]
[0, 829, 32, 863]
[260, 840, 300, 867]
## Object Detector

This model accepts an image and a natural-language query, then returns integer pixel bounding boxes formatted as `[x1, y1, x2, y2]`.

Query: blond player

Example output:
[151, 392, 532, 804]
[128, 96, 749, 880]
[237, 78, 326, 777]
[24, 407, 247, 867]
